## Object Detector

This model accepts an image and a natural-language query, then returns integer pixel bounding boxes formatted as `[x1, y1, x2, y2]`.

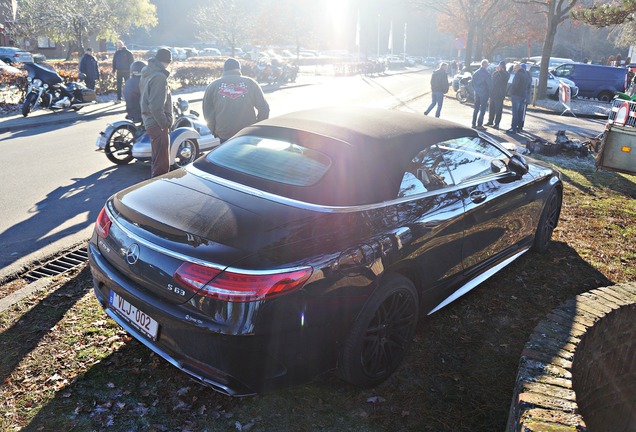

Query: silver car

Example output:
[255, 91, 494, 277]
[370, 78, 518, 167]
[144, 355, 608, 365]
[508, 64, 579, 99]
[0, 47, 33, 64]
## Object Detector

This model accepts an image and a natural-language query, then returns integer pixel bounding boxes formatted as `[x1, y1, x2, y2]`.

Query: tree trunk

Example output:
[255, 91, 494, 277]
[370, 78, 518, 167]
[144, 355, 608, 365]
[538, 17, 558, 99]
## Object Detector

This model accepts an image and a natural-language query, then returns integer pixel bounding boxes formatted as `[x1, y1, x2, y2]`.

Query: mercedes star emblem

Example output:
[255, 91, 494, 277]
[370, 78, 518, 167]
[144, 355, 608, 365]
[125, 243, 140, 265]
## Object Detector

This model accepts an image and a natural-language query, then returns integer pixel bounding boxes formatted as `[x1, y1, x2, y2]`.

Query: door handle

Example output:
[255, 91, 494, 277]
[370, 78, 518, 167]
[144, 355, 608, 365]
[469, 190, 487, 203]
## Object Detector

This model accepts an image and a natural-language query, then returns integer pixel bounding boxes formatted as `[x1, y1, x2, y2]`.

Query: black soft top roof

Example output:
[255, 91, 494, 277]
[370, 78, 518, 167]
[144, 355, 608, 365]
[205, 107, 477, 206]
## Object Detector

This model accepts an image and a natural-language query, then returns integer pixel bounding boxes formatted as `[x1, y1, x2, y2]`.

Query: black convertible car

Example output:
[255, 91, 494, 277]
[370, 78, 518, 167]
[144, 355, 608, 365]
[88, 107, 562, 396]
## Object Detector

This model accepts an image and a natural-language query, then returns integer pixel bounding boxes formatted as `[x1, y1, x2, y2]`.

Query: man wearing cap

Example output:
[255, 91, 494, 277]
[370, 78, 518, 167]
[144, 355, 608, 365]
[485, 61, 510, 129]
[140, 48, 173, 177]
[79, 47, 100, 90]
[202, 57, 270, 143]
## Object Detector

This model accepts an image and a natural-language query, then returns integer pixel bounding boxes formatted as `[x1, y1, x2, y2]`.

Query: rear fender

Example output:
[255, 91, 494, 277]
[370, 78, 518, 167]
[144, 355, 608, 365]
[169, 127, 200, 163]
[101, 120, 138, 141]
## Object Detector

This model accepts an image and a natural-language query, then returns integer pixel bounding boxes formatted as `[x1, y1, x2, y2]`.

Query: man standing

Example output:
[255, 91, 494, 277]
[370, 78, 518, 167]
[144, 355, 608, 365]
[79, 47, 100, 90]
[140, 48, 173, 177]
[508, 63, 528, 134]
[471, 59, 492, 130]
[202, 58, 270, 143]
[424, 62, 450, 118]
[485, 61, 510, 130]
[112, 40, 134, 103]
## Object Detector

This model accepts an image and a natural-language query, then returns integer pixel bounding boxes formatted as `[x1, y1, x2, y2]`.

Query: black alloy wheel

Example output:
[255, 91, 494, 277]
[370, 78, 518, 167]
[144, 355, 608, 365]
[533, 188, 562, 252]
[338, 274, 419, 387]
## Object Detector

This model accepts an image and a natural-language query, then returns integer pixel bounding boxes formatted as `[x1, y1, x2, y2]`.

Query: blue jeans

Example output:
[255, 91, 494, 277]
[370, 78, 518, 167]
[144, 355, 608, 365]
[472, 93, 488, 126]
[425, 92, 444, 117]
[511, 95, 524, 130]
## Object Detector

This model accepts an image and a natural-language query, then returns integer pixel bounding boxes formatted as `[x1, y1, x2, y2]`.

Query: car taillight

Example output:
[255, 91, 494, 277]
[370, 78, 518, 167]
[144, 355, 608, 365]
[95, 207, 112, 238]
[174, 262, 313, 302]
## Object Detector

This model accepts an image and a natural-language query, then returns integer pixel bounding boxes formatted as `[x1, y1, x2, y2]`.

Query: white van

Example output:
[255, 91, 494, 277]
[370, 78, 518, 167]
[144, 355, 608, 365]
[528, 56, 574, 69]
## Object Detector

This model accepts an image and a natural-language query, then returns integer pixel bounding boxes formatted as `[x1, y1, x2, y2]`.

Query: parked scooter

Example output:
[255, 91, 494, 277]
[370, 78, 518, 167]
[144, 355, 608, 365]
[96, 98, 220, 169]
[22, 62, 96, 117]
[456, 74, 474, 104]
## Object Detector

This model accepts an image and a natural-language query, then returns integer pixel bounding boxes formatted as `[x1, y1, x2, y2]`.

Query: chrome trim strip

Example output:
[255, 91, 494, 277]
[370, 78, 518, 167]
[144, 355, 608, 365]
[106, 206, 310, 276]
[185, 164, 513, 213]
[427, 248, 529, 315]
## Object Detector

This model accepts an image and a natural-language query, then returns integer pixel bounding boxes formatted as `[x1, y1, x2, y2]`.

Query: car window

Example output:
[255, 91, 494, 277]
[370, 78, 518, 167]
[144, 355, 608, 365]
[206, 135, 332, 187]
[398, 144, 453, 197]
[554, 64, 573, 78]
[436, 137, 509, 184]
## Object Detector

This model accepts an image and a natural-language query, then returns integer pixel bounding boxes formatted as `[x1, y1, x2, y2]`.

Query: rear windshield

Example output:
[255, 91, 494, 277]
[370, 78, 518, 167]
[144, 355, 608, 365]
[206, 135, 332, 187]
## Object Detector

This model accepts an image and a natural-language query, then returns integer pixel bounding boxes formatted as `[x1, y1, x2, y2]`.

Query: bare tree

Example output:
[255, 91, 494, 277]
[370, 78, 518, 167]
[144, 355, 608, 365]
[190, 0, 256, 56]
[17, 0, 156, 59]
[253, 0, 322, 58]
[403, 0, 502, 64]
[515, 0, 579, 99]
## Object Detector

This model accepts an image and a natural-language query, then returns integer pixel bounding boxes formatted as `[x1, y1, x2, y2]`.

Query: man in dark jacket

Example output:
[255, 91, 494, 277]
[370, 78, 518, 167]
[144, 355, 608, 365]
[485, 61, 510, 129]
[424, 62, 449, 118]
[112, 40, 134, 103]
[123, 61, 146, 123]
[471, 59, 492, 130]
[202, 58, 270, 142]
[507, 63, 528, 133]
[140, 48, 173, 177]
[79, 47, 99, 90]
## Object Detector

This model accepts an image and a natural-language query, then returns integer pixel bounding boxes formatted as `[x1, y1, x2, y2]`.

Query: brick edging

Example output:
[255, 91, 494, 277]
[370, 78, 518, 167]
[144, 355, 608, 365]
[506, 282, 636, 432]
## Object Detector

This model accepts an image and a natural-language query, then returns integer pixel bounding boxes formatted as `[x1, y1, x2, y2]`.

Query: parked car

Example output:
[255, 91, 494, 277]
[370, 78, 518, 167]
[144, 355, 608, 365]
[528, 56, 574, 69]
[200, 48, 222, 57]
[0, 46, 33, 64]
[88, 107, 562, 396]
[508, 64, 579, 99]
[552, 63, 627, 101]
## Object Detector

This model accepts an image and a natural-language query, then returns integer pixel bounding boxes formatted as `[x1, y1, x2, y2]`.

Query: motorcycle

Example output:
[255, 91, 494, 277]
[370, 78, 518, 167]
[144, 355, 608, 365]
[456, 74, 474, 104]
[22, 62, 96, 117]
[96, 98, 220, 169]
[256, 58, 298, 84]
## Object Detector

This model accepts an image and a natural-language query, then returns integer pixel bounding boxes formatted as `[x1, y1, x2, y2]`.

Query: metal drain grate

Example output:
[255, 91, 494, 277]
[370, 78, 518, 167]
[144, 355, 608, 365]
[24, 246, 89, 282]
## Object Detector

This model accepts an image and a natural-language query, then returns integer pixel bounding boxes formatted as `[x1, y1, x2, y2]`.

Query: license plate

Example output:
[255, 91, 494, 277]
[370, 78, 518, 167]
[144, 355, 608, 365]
[96, 135, 106, 150]
[109, 291, 159, 340]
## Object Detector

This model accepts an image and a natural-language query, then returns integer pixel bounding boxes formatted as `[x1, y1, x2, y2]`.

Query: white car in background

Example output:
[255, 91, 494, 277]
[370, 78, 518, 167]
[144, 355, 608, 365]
[0, 47, 33, 64]
[508, 64, 579, 99]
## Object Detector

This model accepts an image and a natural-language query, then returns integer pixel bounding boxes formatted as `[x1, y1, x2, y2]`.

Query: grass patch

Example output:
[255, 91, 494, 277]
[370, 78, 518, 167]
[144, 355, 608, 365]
[0, 155, 634, 431]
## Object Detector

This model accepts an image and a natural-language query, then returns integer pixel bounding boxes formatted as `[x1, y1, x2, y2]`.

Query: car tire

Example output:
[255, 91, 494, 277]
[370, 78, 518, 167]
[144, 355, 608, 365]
[533, 188, 562, 252]
[105, 125, 136, 165]
[172, 138, 199, 169]
[597, 91, 614, 102]
[337, 274, 419, 388]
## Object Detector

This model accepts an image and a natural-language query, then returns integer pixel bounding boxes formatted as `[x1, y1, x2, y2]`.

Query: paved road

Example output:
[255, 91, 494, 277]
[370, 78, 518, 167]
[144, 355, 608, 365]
[0, 67, 608, 282]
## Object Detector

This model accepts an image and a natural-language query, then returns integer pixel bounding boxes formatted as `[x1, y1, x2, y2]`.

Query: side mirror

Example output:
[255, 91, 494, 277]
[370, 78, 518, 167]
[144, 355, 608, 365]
[508, 153, 529, 176]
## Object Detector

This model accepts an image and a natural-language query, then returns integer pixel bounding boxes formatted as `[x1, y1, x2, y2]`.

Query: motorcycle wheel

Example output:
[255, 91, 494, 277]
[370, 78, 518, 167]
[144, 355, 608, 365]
[456, 89, 468, 104]
[22, 93, 37, 117]
[105, 125, 136, 165]
[172, 138, 199, 169]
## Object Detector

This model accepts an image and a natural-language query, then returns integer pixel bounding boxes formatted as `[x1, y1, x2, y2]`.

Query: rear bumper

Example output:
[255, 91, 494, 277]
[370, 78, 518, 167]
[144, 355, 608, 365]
[88, 241, 298, 396]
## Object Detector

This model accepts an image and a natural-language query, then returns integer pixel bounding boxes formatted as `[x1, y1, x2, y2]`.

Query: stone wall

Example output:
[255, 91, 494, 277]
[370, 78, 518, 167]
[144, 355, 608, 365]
[506, 283, 636, 431]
